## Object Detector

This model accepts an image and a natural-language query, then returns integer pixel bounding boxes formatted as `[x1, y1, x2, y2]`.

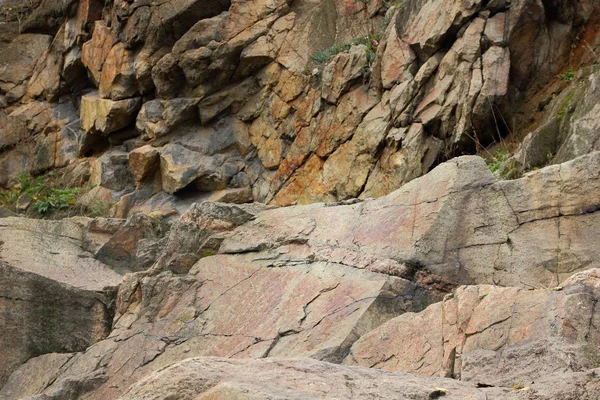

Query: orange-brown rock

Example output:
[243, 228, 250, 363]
[80, 93, 142, 135]
[128, 145, 160, 185]
[99, 43, 138, 100]
[81, 21, 116, 85]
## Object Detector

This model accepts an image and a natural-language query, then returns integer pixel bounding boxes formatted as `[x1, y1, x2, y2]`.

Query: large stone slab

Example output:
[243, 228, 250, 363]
[345, 269, 600, 387]
[0, 262, 114, 388]
[102, 358, 600, 399]
[1, 250, 441, 398]
[0, 217, 123, 290]
[221, 153, 600, 289]
[0, 216, 147, 387]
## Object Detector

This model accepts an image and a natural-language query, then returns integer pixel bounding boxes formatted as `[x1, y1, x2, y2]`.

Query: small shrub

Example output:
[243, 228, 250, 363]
[558, 68, 575, 81]
[486, 149, 521, 180]
[0, 171, 89, 218]
[32, 187, 83, 215]
[0, 189, 19, 208]
[89, 200, 113, 218]
[487, 149, 511, 173]
[311, 36, 373, 65]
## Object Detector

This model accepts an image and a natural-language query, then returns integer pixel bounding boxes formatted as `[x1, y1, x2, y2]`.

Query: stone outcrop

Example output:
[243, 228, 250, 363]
[2, 0, 599, 214]
[513, 69, 600, 171]
[345, 269, 600, 386]
[0, 217, 122, 386]
[220, 152, 600, 289]
[1, 0, 600, 399]
[2, 153, 600, 398]
[0, 251, 439, 398]
[0, 262, 114, 389]
[0, 217, 123, 290]
[80, 94, 142, 135]
[5, 357, 600, 400]
[120, 358, 600, 400]
[0, 101, 83, 186]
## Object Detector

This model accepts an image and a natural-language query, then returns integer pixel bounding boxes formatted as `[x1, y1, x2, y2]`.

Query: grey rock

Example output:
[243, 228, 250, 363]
[0, 261, 114, 388]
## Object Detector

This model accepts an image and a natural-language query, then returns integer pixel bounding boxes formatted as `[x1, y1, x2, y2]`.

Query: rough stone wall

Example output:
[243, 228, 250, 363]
[1, 0, 599, 217]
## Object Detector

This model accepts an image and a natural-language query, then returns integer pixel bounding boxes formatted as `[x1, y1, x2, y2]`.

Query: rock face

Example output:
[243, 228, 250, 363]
[1, 0, 600, 399]
[1, 0, 599, 213]
[2, 153, 600, 399]
[0, 262, 114, 389]
[6, 356, 599, 400]
[0, 217, 122, 386]
[513, 70, 600, 171]
[220, 152, 600, 289]
[345, 269, 600, 386]
[0, 217, 123, 290]
[0, 252, 439, 398]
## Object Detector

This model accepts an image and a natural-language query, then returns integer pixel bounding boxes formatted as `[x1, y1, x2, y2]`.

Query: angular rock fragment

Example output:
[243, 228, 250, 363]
[80, 94, 142, 135]
[136, 98, 199, 139]
[0, 217, 122, 386]
[345, 269, 600, 387]
[99, 43, 138, 100]
[128, 145, 160, 184]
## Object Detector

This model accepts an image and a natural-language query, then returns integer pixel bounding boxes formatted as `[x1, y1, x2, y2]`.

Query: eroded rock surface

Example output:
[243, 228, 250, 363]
[1, 0, 600, 398]
[2, 153, 600, 398]
[221, 152, 600, 289]
[0, 217, 123, 386]
[0, 217, 123, 290]
[0, 253, 439, 398]
[0, 262, 114, 389]
[346, 269, 600, 386]
[2, 0, 599, 213]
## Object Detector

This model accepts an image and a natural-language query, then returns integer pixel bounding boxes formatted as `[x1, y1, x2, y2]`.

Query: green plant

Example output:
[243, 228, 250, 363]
[487, 149, 511, 173]
[311, 36, 372, 65]
[32, 187, 83, 215]
[485, 149, 522, 180]
[0, 171, 98, 218]
[558, 68, 575, 81]
[0, 188, 18, 208]
[89, 200, 113, 218]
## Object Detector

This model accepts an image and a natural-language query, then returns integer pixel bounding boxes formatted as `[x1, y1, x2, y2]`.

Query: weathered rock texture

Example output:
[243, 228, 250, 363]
[0, 217, 123, 386]
[345, 269, 600, 386]
[1, 0, 600, 398]
[1, 0, 599, 215]
[6, 356, 600, 400]
[0, 262, 114, 388]
[513, 69, 600, 171]
[219, 152, 600, 289]
[121, 358, 600, 400]
[0, 217, 123, 290]
[2, 152, 600, 398]
[0, 252, 439, 398]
